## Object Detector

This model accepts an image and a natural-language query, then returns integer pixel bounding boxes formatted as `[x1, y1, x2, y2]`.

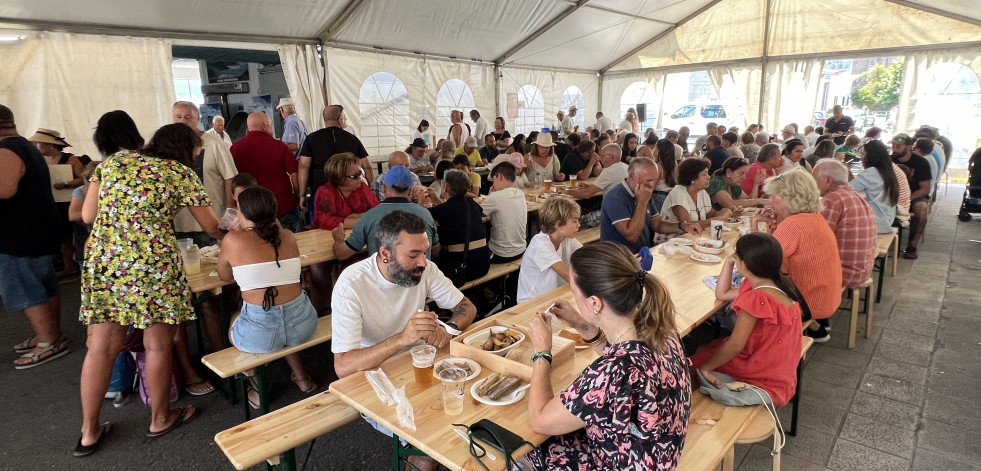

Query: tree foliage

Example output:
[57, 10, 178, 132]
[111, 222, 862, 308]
[851, 60, 904, 111]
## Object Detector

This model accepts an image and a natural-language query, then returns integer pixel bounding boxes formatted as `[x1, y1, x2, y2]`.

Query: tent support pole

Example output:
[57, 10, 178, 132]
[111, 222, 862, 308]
[757, 0, 773, 126]
[597, 74, 604, 113]
[319, 44, 331, 104]
[494, 64, 502, 119]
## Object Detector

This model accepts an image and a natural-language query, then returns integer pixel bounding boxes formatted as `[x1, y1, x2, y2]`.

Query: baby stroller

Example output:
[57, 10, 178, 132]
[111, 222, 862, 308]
[958, 148, 981, 221]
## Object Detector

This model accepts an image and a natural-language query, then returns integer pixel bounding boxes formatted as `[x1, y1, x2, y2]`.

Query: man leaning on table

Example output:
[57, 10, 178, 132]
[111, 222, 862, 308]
[601, 157, 700, 253]
[331, 210, 476, 471]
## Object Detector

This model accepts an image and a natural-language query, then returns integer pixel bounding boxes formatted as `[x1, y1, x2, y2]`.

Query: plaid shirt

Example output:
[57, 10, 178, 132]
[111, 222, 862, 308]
[822, 185, 877, 288]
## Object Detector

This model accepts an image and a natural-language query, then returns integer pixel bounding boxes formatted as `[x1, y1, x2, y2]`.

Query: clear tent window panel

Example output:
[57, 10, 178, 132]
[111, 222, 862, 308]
[358, 72, 410, 157]
[915, 62, 980, 169]
[515, 84, 545, 136]
[561, 86, 586, 130]
[619, 81, 658, 129]
[436, 79, 476, 138]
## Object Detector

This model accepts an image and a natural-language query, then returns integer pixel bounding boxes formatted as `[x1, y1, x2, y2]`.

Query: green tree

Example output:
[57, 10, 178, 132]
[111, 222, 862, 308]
[851, 59, 904, 111]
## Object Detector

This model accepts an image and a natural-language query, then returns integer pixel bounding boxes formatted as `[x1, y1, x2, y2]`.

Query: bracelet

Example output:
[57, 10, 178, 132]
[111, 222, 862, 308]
[585, 331, 608, 347]
[531, 350, 553, 365]
[677, 221, 685, 231]
[582, 329, 603, 344]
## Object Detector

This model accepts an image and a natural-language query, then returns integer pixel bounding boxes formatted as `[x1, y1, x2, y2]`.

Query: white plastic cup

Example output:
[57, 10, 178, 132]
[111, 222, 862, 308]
[182, 245, 201, 275]
[219, 208, 239, 232]
[710, 220, 724, 240]
[438, 367, 467, 416]
[410, 344, 437, 387]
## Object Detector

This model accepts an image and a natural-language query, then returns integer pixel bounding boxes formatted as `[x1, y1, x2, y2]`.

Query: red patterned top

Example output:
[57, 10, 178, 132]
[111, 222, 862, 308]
[821, 184, 877, 288]
[312, 182, 379, 230]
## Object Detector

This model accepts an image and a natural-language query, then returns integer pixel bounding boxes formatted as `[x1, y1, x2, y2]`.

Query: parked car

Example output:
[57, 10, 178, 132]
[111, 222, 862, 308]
[661, 101, 744, 134]
[813, 111, 826, 127]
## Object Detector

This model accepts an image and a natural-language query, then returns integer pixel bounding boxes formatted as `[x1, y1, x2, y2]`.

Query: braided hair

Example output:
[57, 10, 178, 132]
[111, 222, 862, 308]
[237, 187, 283, 310]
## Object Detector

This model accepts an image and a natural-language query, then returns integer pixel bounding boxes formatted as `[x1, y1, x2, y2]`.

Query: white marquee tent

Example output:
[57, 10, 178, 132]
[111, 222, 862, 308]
[2, 0, 980, 161]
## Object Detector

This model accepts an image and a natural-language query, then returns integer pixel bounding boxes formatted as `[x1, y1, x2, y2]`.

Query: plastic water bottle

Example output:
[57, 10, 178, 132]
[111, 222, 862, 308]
[534, 171, 543, 190]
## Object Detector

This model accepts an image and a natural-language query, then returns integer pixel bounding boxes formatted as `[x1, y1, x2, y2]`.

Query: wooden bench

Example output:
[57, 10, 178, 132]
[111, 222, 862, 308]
[575, 226, 601, 244]
[214, 390, 360, 471]
[202, 315, 333, 418]
[678, 391, 764, 470]
[457, 259, 522, 292]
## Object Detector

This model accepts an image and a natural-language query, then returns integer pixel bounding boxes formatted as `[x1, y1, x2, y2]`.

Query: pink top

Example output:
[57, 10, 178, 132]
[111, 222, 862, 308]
[312, 182, 379, 230]
[691, 281, 803, 406]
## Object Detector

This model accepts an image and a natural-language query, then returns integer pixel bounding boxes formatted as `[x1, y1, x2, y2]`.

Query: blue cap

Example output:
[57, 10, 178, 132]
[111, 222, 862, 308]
[384, 165, 414, 190]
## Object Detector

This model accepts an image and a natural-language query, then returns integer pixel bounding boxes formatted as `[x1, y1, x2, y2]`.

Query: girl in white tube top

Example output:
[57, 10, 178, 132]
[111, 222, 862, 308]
[217, 187, 318, 407]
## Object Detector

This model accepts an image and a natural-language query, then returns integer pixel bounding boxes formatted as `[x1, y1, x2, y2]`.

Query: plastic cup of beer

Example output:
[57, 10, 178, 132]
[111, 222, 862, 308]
[438, 367, 467, 416]
[182, 245, 201, 275]
[410, 344, 437, 387]
[569, 175, 577, 188]
[543, 179, 552, 191]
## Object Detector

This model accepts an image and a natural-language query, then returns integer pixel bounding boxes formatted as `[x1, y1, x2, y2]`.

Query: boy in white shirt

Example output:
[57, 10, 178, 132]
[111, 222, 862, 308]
[482, 161, 528, 263]
[517, 197, 583, 303]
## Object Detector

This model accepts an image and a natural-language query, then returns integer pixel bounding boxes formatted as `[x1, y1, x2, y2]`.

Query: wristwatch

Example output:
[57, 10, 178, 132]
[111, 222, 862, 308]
[445, 321, 459, 331]
[678, 221, 685, 231]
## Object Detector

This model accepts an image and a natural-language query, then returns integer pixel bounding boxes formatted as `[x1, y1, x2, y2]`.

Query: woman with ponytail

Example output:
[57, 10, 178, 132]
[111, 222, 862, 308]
[521, 242, 691, 470]
[217, 187, 317, 408]
[690, 233, 803, 407]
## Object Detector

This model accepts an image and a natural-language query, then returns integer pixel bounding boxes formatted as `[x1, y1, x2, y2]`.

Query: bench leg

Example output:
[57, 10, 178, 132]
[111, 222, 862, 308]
[393, 435, 427, 471]
[242, 366, 270, 421]
[875, 257, 885, 303]
[788, 359, 804, 437]
[722, 446, 735, 471]
[865, 282, 875, 340]
[848, 287, 859, 349]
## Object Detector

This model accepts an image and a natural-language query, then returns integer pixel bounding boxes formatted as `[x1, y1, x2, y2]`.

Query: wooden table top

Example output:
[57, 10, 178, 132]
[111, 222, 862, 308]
[185, 229, 346, 293]
[329, 230, 739, 470]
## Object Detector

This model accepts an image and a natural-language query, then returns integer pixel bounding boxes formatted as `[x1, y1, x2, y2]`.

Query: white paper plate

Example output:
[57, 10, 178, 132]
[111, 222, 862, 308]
[690, 252, 722, 263]
[432, 357, 481, 381]
[462, 326, 525, 356]
[667, 237, 694, 246]
[470, 377, 528, 406]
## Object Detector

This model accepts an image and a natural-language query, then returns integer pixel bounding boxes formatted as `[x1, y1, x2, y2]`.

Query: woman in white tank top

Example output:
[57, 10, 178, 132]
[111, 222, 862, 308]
[217, 187, 318, 408]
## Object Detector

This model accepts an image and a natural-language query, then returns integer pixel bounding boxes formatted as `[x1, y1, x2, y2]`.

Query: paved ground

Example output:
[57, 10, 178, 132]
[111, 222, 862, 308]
[1, 185, 978, 470]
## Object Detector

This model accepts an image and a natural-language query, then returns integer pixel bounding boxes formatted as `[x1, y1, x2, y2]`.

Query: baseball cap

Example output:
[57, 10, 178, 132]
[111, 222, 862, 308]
[0, 104, 15, 129]
[509, 152, 527, 168]
[891, 133, 911, 144]
[410, 138, 426, 148]
[384, 165, 414, 190]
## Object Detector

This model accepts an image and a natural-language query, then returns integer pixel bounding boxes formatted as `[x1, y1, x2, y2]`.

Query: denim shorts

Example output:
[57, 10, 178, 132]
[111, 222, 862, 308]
[230, 291, 317, 354]
[0, 253, 58, 311]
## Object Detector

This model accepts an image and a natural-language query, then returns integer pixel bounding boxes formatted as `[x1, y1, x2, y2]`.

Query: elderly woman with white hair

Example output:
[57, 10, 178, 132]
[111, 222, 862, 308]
[751, 171, 842, 342]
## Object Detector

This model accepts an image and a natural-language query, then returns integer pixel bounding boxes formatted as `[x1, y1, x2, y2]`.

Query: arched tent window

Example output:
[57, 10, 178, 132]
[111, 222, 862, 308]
[515, 84, 545, 136]
[913, 62, 980, 169]
[436, 79, 475, 138]
[619, 81, 658, 131]
[561, 86, 586, 130]
[358, 72, 410, 156]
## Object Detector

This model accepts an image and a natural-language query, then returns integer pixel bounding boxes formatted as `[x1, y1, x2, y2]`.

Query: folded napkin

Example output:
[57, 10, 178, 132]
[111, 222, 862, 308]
[365, 368, 416, 431]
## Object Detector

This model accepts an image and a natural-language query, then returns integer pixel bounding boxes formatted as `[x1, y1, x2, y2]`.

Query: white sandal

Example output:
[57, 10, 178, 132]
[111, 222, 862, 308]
[14, 342, 70, 370]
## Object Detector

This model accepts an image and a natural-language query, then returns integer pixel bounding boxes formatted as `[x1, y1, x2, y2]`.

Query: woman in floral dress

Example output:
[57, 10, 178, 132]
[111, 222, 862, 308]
[75, 117, 221, 457]
[524, 242, 692, 470]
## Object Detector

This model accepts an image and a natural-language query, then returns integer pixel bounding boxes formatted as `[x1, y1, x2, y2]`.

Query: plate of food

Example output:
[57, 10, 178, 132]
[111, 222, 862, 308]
[432, 357, 480, 381]
[723, 218, 741, 229]
[667, 237, 694, 246]
[463, 326, 525, 356]
[690, 252, 722, 263]
[471, 374, 530, 406]
[558, 330, 590, 349]
[693, 239, 728, 255]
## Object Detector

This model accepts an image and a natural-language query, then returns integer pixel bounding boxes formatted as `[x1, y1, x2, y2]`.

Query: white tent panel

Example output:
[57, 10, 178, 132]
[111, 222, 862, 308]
[0, 0, 341, 39]
[500, 67, 600, 135]
[900, 0, 981, 23]
[606, 0, 765, 72]
[767, 0, 981, 57]
[508, 7, 671, 70]
[330, 0, 568, 62]
[589, 0, 710, 24]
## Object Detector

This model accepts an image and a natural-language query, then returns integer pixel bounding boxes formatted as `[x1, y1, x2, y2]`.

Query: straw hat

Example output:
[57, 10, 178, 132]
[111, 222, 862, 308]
[28, 128, 71, 147]
[533, 132, 556, 147]
[276, 98, 295, 110]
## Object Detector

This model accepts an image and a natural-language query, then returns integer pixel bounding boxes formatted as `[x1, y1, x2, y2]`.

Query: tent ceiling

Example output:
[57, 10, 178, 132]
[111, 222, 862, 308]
[0, 0, 977, 72]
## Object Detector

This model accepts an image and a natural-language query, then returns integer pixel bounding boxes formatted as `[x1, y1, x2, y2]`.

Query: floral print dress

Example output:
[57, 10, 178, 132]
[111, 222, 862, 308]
[80, 151, 210, 329]
[527, 336, 692, 470]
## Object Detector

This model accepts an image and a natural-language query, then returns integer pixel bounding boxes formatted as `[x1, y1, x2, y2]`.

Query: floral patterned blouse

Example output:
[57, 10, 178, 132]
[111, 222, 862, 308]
[80, 151, 209, 329]
[527, 336, 692, 470]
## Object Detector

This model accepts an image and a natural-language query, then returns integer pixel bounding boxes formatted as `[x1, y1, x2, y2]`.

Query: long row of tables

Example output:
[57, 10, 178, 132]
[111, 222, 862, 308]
[329, 230, 745, 470]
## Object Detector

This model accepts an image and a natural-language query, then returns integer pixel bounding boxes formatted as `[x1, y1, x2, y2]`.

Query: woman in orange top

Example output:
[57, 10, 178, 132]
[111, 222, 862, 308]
[751, 171, 841, 342]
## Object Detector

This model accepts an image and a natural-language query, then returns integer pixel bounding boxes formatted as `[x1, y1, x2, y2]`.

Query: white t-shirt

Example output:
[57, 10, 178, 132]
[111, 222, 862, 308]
[660, 185, 713, 224]
[595, 116, 612, 133]
[481, 187, 527, 258]
[331, 253, 464, 353]
[591, 162, 629, 195]
[472, 116, 489, 141]
[205, 127, 232, 147]
[619, 119, 632, 133]
[517, 233, 583, 303]
[561, 116, 574, 137]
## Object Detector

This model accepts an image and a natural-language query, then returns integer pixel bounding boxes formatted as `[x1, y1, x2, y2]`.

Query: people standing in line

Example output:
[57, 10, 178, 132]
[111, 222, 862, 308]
[0, 104, 69, 371]
[278, 98, 309, 160]
[298, 105, 371, 217]
[76, 118, 223, 456]
[205, 116, 232, 147]
[29, 128, 85, 278]
[469, 109, 489, 142]
[230, 113, 302, 232]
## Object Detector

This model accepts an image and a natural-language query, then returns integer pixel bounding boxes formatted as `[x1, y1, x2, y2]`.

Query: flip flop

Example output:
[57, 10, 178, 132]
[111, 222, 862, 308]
[146, 405, 198, 438]
[74, 423, 112, 457]
[13, 342, 70, 370]
[183, 381, 215, 396]
[14, 335, 68, 354]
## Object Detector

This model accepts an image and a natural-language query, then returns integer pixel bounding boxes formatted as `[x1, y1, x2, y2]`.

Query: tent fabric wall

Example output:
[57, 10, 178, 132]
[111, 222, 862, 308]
[0, 32, 175, 159]
[278, 44, 327, 131]
[762, 59, 824, 132]
[601, 73, 666, 128]
[896, 47, 981, 135]
[323, 48, 495, 157]
[707, 65, 762, 128]
[498, 68, 600, 135]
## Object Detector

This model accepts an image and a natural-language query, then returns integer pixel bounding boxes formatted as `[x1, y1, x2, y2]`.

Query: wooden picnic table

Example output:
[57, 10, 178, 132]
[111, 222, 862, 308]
[329, 229, 742, 470]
